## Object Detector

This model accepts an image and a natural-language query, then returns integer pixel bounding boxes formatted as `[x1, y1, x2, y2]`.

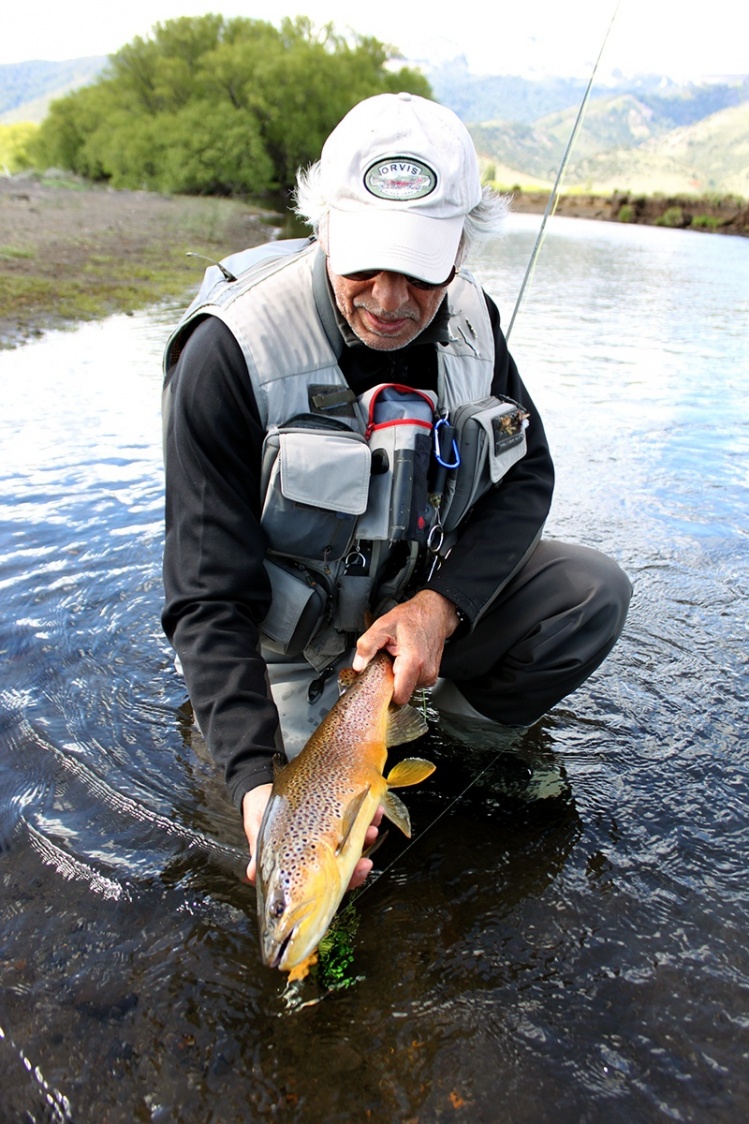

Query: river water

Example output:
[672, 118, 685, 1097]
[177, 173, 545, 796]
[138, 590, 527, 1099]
[1, 215, 748, 1122]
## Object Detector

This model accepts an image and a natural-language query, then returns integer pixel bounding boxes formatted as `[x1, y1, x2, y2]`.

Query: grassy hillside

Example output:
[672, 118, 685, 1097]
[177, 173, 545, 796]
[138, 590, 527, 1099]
[565, 101, 749, 196]
[472, 98, 749, 198]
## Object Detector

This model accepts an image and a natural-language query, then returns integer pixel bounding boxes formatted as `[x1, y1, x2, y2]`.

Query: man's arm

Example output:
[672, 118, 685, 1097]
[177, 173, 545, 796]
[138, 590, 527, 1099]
[164, 318, 392, 888]
[162, 316, 278, 808]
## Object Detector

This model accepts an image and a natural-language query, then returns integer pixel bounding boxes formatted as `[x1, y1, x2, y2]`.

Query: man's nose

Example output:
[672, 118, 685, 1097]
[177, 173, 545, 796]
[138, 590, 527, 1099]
[370, 271, 411, 310]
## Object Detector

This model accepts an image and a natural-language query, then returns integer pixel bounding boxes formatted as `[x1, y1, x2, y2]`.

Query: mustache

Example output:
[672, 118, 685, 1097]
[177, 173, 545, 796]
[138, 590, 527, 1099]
[353, 299, 419, 322]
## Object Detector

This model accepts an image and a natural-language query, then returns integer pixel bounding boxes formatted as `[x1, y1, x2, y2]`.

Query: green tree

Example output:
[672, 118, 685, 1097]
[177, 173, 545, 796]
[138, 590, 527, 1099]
[0, 122, 38, 172]
[30, 15, 431, 197]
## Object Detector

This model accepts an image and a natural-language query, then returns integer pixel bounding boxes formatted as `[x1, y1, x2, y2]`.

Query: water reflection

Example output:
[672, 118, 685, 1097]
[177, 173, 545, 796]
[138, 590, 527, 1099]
[1, 219, 749, 1120]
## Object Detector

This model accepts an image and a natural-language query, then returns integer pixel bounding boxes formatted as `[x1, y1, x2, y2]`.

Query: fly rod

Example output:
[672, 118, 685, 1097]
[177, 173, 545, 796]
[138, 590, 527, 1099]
[506, 2, 621, 340]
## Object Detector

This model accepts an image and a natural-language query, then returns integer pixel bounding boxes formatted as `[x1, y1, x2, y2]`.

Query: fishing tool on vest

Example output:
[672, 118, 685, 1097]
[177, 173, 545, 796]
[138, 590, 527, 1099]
[426, 413, 461, 581]
[184, 251, 238, 283]
[357, 384, 437, 545]
[349, 384, 440, 620]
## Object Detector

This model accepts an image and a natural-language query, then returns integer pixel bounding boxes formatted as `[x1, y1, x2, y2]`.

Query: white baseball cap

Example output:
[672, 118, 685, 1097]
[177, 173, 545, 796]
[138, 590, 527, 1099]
[320, 92, 482, 285]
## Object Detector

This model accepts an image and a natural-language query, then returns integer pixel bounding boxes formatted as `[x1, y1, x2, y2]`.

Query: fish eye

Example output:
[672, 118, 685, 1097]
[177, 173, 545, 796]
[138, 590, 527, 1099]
[269, 892, 286, 919]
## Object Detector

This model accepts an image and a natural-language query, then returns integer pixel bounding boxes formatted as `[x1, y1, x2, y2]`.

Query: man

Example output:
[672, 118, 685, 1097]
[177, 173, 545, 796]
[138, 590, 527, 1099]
[162, 93, 631, 889]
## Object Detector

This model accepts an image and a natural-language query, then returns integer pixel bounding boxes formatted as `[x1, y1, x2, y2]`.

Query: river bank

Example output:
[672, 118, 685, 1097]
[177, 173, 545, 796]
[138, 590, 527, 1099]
[0, 176, 272, 348]
[510, 187, 749, 235]
[1, 175, 746, 348]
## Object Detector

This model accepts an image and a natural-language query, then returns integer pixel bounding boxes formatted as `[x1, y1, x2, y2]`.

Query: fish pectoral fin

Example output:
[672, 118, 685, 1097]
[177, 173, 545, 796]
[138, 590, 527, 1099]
[271, 752, 288, 778]
[386, 757, 436, 787]
[336, 785, 372, 855]
[361, 828, 389, 859]
[286, 950, 318, 982]
[385, 702, 428, 748]
[381, 789, 412, 838]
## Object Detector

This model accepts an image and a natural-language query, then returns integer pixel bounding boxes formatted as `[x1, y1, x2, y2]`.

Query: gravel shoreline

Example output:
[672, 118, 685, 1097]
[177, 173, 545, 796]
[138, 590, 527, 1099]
[0, 178, 274, 348]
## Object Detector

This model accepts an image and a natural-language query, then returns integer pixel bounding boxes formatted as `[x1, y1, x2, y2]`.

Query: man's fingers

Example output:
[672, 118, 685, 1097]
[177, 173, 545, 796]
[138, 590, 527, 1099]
[348, 856, 373, 890]
[391, 654, 426, 705]
[353, 623, 390, 670]
[241, 783, 273, 888]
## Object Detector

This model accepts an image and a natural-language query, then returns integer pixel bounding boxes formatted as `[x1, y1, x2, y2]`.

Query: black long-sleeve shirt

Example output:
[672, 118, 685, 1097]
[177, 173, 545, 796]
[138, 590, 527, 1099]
[162, 272, 554, 807]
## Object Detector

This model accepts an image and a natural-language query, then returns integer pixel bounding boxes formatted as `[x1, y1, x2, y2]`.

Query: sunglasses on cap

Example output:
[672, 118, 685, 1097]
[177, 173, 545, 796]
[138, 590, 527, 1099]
[340, 265, 457, 291]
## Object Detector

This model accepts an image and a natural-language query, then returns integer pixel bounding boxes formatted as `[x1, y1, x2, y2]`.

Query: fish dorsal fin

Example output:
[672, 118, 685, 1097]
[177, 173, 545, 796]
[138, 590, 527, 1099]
[386, 757, 436, 788]
[385, 702, 428, 748]
[381, 789, 412, 838]
[337, 667, 358, 697]
[336, 785, 371, 855]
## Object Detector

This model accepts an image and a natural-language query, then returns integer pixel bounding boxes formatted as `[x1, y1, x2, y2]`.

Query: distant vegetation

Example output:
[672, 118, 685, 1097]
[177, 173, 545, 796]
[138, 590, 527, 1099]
[26, 16, 430, 197]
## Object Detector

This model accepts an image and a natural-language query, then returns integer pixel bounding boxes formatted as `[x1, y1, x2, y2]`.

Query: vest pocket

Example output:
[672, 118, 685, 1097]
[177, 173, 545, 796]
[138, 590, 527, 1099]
[259, 559, 328, 656]
[441, 397, 529, 533]
[260, 421, 371, 561]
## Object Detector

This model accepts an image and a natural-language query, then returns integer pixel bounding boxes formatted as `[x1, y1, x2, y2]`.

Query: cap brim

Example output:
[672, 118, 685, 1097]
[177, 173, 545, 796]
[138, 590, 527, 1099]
[326, 207, 463, 285]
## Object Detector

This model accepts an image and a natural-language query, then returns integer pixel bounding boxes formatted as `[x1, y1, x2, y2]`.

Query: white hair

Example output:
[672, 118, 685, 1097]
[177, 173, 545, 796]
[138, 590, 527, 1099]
[293, 161, 510, 265]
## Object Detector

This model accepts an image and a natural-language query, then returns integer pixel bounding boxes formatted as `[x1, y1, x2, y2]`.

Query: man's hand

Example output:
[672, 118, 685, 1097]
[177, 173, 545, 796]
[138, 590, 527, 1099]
[242, 786, 383, 890]
[352, 589, 460, 705]
[242, 782, 273, 886]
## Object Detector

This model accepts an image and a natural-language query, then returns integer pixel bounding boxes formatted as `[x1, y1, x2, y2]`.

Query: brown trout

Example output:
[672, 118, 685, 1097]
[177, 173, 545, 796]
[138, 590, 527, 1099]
[256, 651, 434, 979]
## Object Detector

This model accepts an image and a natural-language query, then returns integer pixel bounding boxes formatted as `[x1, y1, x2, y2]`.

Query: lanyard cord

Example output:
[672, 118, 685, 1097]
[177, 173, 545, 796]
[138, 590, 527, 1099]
[506, 2, 621, 341]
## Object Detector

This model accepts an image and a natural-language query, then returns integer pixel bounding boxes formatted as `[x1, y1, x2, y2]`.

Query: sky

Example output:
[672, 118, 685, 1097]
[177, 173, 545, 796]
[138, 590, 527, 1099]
[2, 0, 748, 81]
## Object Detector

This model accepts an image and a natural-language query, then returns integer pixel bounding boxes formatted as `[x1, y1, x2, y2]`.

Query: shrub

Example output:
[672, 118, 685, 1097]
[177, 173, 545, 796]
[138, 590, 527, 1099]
[691, 215, 721, 231]
[0, 123, 39, 173]
[656, 206, 685, 228]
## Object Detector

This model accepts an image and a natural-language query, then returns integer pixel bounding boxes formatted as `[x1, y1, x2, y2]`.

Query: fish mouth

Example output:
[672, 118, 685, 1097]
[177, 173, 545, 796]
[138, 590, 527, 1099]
[263, 895, 323, 970]
[268, 930, 294, 970]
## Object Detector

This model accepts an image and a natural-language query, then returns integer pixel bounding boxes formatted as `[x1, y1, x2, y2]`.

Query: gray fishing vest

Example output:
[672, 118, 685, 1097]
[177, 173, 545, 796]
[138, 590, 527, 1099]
[165, 240, 528, 670]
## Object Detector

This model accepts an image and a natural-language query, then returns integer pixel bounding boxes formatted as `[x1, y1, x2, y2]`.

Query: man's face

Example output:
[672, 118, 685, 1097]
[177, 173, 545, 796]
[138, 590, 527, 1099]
[326, 262, 448, 351]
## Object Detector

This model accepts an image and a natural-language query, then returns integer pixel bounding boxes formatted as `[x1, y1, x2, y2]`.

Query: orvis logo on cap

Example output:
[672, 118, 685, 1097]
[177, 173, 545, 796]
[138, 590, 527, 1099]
[364, 157, 437, 201]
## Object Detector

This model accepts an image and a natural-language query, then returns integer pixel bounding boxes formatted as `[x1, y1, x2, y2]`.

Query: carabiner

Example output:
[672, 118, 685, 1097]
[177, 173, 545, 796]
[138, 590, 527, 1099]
[434, 416, 460, 469]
